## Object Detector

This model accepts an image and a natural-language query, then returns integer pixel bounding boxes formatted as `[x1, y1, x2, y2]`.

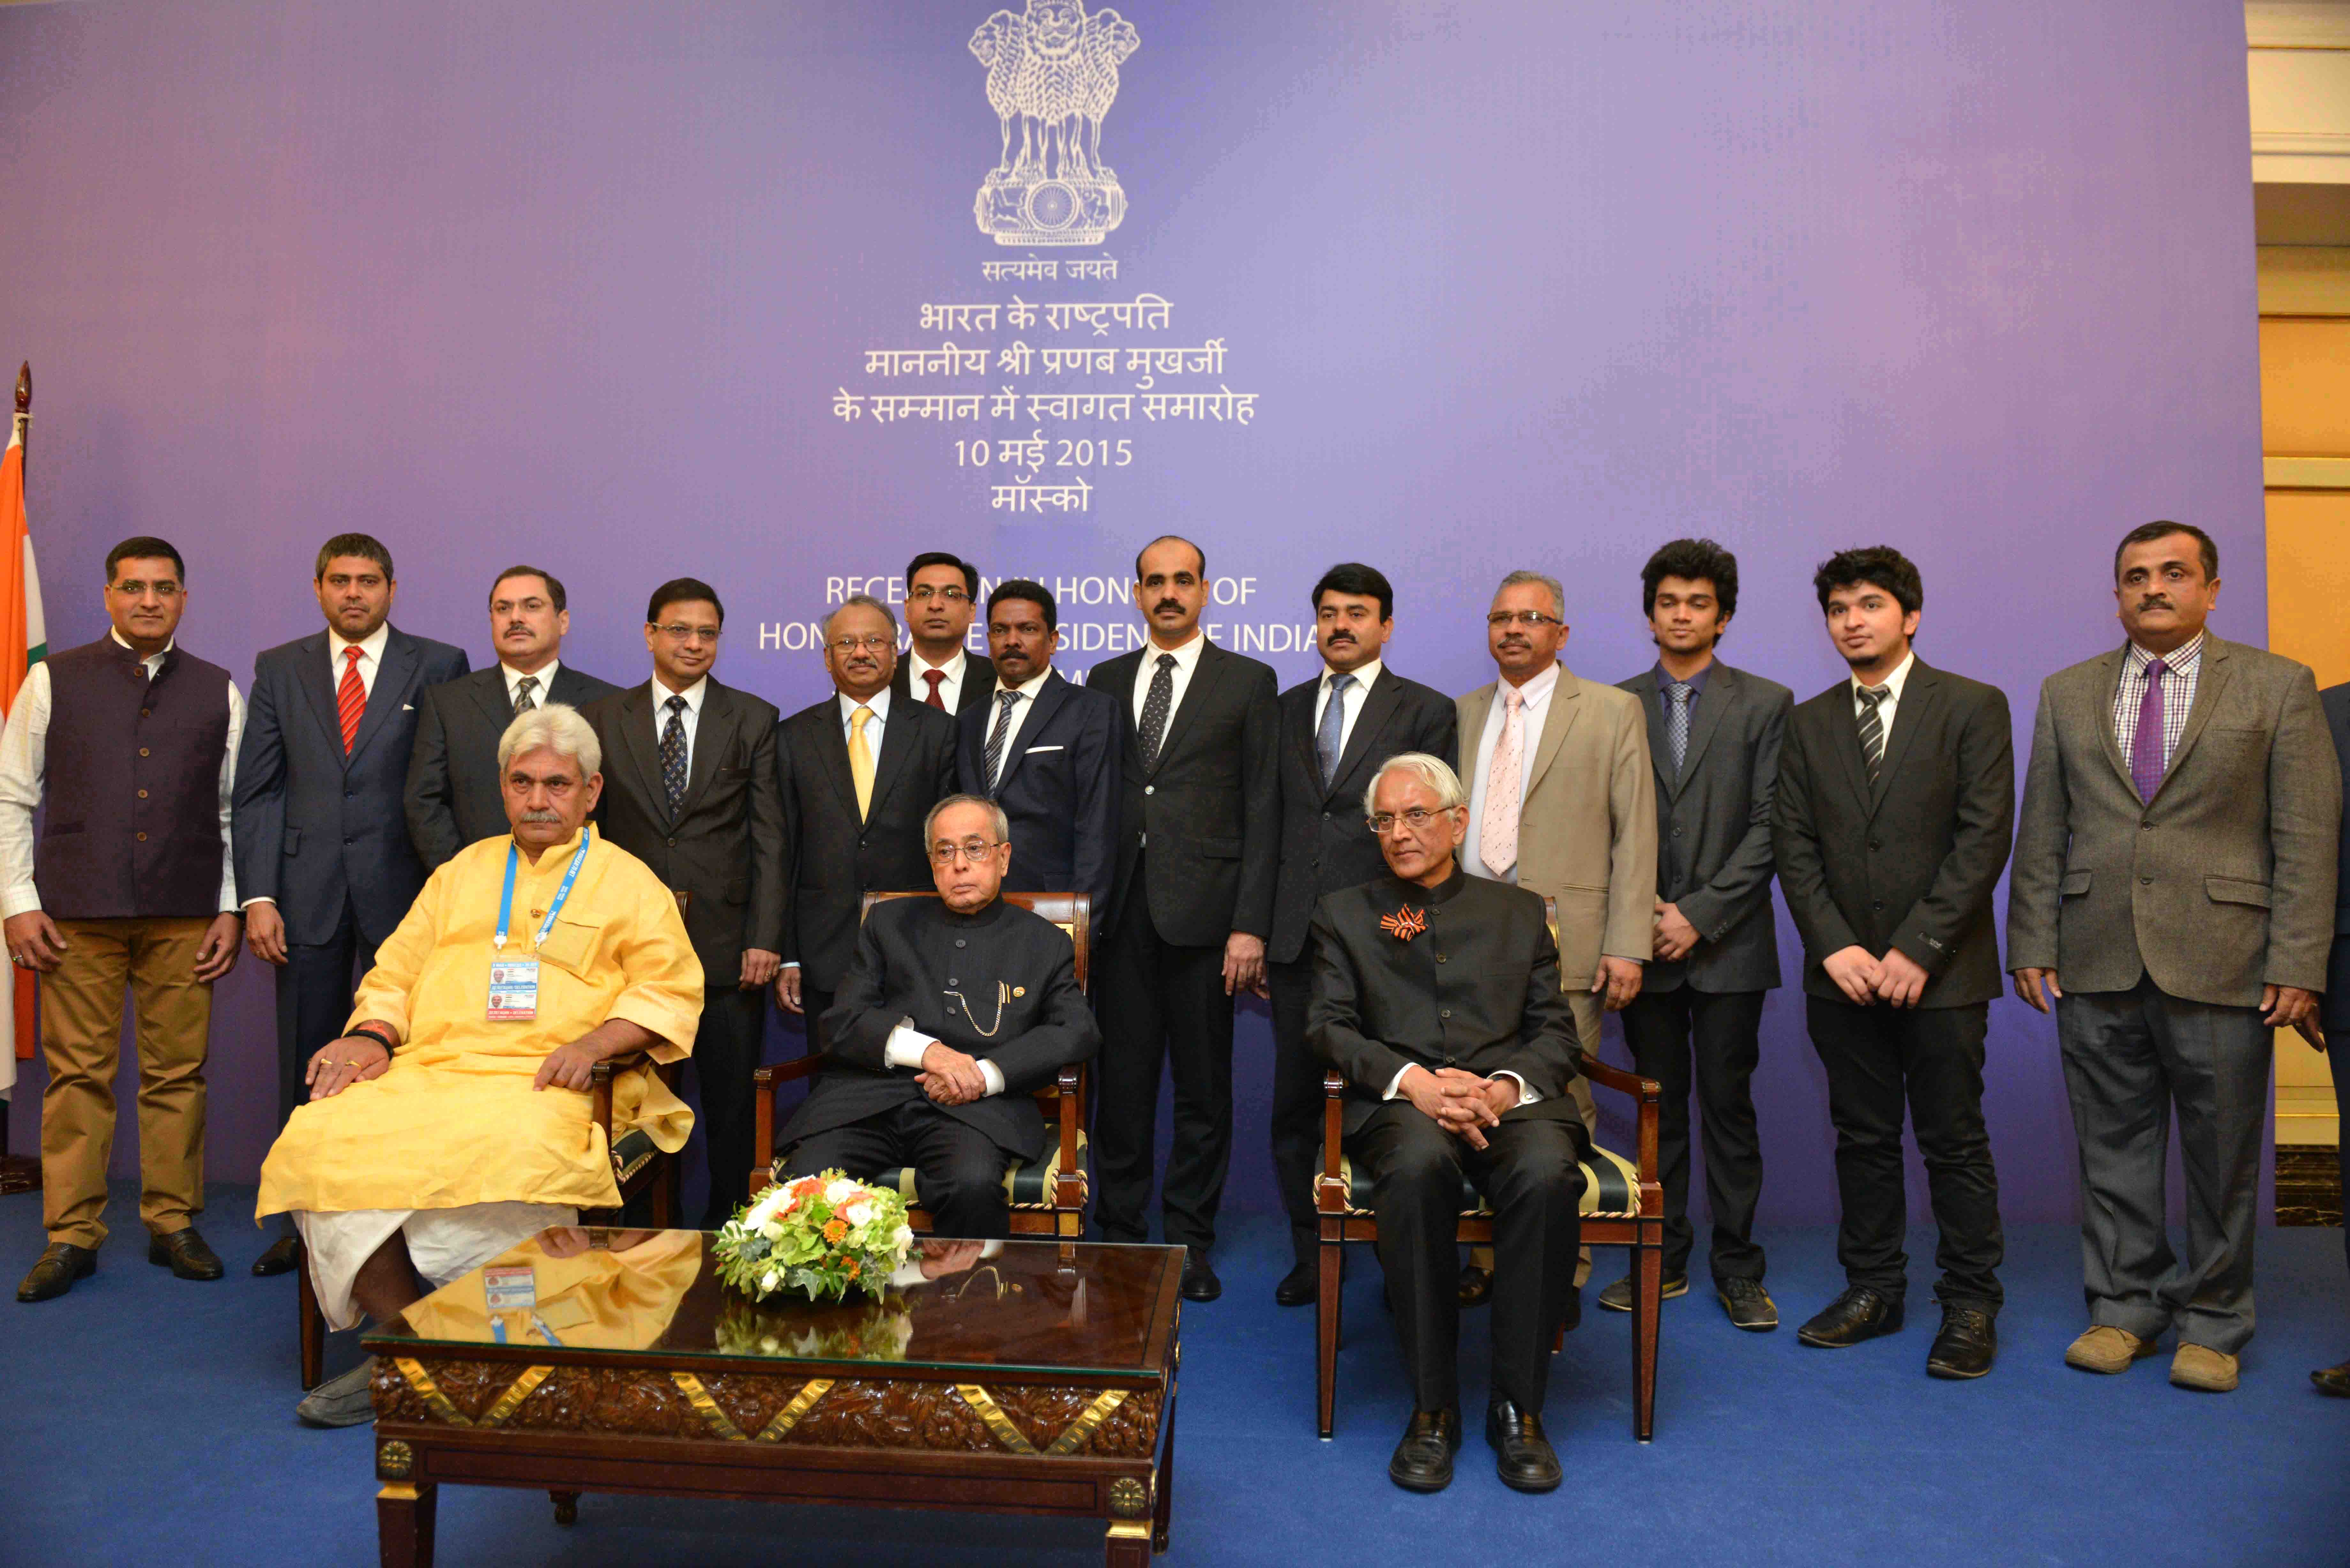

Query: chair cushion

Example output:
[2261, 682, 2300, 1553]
[611, 1127, 661, 1187]
[769, 1132, 1089, 1213]
[1321, 1141, 1640, 1220]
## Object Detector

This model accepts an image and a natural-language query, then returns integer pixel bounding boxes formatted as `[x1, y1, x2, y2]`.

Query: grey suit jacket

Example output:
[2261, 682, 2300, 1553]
[2007, 635, 2341, 1007]
[1618, 661, 1791, 994]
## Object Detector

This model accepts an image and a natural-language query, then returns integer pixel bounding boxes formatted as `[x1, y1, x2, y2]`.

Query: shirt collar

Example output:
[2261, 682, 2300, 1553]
[333, 622, 391, 666]
[838, 687, 893, 724]
[653, 674, 709, 713]
[1324, 657, 1382, 693]
[2126, 631, 2204, 675]
[1146, 629, 1208, 675]
[1852, 650, 1915, 701]
[997, 667, 1054, 700]
[909, 648, 967, 682]
[1498, 661, 1561, 709]
[1655, 660, 1709, 696]
[109, 628, 173, 671]
[510, 822, 591, 867]
[502, 659, 559, 697]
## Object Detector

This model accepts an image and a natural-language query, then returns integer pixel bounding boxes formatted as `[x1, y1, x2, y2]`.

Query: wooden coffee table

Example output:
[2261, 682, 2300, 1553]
[362, 1229, 1183, 1565]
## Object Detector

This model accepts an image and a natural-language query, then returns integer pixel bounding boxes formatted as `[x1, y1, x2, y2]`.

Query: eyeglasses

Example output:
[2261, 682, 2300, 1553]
[1367, 806, 1457, 835]
[1486, 610, 1562, 629]
[830, 634, 894, 653]
[928, 840, 1004, 866]
[908, 585, 971, 603]
[655, 624, 722, 645]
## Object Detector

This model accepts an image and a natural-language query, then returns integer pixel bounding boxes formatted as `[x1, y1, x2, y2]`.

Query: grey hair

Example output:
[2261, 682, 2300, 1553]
[1362, 752, 1468, 819]
[924, 792, 1011, 845]
[1497, 569, 1565, 621]
[824, 593, 899, 641]
[497, 702, 602, 779]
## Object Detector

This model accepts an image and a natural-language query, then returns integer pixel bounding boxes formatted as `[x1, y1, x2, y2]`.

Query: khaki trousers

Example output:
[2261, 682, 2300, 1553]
[39, 917, 214, 1247]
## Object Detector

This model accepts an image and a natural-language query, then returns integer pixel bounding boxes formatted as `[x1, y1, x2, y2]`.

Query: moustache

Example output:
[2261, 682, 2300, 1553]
[518, 810, 565, 825]
[1153, 600, 1184, 615]
[1326, 632, 1355, 644]
[502, 623, 530, 636]
[2137, 597, 2172, 610]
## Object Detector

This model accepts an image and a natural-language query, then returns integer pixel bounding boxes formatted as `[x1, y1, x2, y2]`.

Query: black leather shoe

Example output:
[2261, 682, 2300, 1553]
[251, 1235, 300, 1278]
[1796, 1286, 1904, 1348]
[1458, 1264, 1492, 1307]
[1597, 1273, 1688, 1312]
[1179, 1259, 1222, 1302]
[148, 1226, 225, 1281]
[16, 1242, 96, 1303]
[1926, 1307, 1997, 1379]
[1484, 1399, 1562, 1493]
[1717, 1276, 1779, 1331]
[2311, 1360, 2350, 1398]
[1387, 1408, 1460, 1492]
[1274, 1260, 1317, 1307]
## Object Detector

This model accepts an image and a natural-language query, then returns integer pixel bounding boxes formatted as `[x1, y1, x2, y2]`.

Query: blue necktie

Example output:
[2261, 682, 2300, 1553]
[1316, 672, 1354, 787]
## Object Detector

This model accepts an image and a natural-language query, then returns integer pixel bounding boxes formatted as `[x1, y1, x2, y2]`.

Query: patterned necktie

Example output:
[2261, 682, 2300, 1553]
[336, 645, 366, 755]
[1666, 681, 1693, 775]
[2130, 656, 2169, 803]
[1316, 672, 1355, 787]
[1479, 686, 1525, 873]
[983, 689, 1022, 796]
[1856, 684, 1890, 786]
[923, 669, 947, 710]
[512, 674, 539, 715]
[659, 695, 689, 816]
[1138, 652, 1178, 770]
[848, 705, 876, 819]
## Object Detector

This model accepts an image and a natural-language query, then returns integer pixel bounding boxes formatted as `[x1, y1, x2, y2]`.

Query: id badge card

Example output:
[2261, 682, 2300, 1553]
[488, 958, 541, 1022]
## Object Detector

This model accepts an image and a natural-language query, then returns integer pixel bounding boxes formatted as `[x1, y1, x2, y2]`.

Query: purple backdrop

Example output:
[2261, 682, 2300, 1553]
[0, 1, 2262, 1227]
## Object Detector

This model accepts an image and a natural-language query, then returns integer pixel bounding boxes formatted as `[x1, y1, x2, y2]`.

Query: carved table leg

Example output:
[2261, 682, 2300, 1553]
[1153, 1382, 1178, 1553]
[550, 1490, 579, 1526]
[1104, 1519, 1152, 1567]
[377, 1481, 436, 1568]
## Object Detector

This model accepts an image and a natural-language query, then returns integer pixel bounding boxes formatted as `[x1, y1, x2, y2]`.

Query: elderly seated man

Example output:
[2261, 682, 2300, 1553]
[776, 793, 1098, 1239]
[257, 703, 702, 1426]
[1309, 752, 1587, 1496]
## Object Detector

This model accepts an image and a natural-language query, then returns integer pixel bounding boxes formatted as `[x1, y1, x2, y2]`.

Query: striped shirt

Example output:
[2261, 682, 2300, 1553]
[2110, 631, 2204, 775]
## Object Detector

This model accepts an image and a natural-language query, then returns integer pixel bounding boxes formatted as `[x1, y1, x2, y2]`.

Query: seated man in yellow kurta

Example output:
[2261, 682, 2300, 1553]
[258, 703, 702, 1427]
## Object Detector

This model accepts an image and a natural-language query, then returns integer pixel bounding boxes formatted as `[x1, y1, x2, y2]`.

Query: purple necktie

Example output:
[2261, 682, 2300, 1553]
[2130, 657, 2168, 802]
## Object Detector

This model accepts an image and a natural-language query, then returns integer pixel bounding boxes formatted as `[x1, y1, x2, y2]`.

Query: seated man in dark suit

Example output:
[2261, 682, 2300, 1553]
[777, 795, 1099, 1239]
[1309, 753, 1585, 1496]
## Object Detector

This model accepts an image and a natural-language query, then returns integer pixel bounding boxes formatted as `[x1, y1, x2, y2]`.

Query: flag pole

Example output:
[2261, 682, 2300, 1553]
[0, 362, 35, 1193]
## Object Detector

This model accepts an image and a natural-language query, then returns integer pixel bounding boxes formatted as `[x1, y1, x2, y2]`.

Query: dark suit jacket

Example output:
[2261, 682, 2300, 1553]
[1090, 640, 1281, 947]
[404, 663, 620, 870]
[955, 669, 1120, 925]
[231, 626, 470, 946]
[2321, 682, 2350, 1032]
[1268, 666, 1457, 966]
[786, 896, 1100, 1162]
[1771, 657, 2014, 1009]
[777, 693, 959, 993]
[584, 678, 786, 977]
[890, 652, 997, 717]
[1307, 869, 1587, 1140]
[1619, 660, 1792, 994]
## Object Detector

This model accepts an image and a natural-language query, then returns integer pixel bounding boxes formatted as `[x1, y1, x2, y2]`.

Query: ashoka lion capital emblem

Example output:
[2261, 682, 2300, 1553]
[969, 0, 1141, 245]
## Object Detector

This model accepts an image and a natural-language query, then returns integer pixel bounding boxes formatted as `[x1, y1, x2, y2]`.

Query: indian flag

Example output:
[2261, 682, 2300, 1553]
[0, 397, 46, 1095]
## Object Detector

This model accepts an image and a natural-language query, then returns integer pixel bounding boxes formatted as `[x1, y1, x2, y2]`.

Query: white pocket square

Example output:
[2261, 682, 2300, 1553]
[402, 703, 414, 711]
[1023, 744, 1064, 754]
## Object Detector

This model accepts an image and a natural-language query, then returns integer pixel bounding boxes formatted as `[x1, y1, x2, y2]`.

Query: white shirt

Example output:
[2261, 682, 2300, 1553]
[905, 648, 970, 714]
[651, 674, 709, 775]
[329, 622, 391, 701]
[836, 684, 893, 740]
[883, 1023, 1007, 1097]
[0, 632, 246, 917]
[1130, 629, 1208, 736]
[1313, 657, 1383, 762]
[501, 659, 559, 709]
[981, 668, 1055, 788]
[1463, 662, 1562, 884]
[1850, 650, 1916, 743]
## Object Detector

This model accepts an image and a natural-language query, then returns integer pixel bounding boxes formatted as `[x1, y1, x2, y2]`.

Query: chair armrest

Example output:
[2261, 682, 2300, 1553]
[1573, 1052, 1664, 1190]
[1316, 1071, 1348, 1212]
[750, 1054, 822, 1180]
[1052, 1063, 1084, 1211]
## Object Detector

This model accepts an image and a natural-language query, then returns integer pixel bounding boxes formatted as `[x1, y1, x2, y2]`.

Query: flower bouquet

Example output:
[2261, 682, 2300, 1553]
[711, 1170, 915, 1304]
[715, 1293, 915, 1361]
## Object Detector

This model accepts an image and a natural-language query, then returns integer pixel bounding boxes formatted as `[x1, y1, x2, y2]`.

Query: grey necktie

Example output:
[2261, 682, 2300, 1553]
[1138, 652, 1177, 770]
[983, 689, 1023, 796]
[1666, 681, 1693, 775]
[1856, 684, 1890, 786]
[659, 695, 689, 815]
[513, 674, 539, 715]
[1316, 672, 1354, 787]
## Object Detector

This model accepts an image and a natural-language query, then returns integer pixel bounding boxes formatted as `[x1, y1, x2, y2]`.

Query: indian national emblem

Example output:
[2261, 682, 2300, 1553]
[969, 0, 1141, 245]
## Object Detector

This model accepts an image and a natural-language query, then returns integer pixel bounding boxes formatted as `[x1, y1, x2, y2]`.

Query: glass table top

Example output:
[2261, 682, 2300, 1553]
[363, 1229, 1181, 1379]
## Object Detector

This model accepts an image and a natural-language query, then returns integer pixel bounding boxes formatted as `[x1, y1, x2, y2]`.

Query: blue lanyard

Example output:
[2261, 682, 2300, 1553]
[496, 827, 592, 952]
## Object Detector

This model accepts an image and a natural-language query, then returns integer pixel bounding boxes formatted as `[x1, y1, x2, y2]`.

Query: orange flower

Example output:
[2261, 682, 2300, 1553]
[824, 1218, 848, 1243]
[846, 1260, 860, 1278]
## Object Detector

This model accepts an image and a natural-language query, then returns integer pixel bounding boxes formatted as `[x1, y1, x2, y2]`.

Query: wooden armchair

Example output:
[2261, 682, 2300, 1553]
[294, 1053, 682, 1390]
[1310, 897, 1668, 1441]
[750, 891, 1090, 1238]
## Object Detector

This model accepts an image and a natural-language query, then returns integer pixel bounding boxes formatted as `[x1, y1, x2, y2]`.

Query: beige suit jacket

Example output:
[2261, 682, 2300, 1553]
[1458, 665, 1659, 988]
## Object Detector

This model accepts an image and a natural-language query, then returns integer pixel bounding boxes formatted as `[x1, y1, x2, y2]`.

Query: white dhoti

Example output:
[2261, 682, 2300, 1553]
[294, 1202, 576, 1331]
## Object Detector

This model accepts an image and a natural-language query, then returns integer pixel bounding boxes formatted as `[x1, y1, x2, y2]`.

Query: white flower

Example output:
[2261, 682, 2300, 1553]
[843, 1199, 874, 1228]
[890, 1224, 914, 1253]
[760, 1269, 780, 1293]
[824, 1179, 857, 1205]
[744, 1188, 788, 1228]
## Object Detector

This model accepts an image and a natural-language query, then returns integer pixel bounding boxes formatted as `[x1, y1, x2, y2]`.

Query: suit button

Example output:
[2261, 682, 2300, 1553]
[2141, 822, 2154, 832]
[1322, 811, 1330, 820]
[1872, 899, 1884, 910]
[1869, 839, 1881, 850]
[1144, 785, 1154, 796]
[2140, 876, 2152, 886]
[666, 838, 678, 848]
[138, 748, 150, 758]
[1436, 954, 1447, 964]
[137, 789, 148, 800]
[135, 832, 148, 842]
[1671, 828, 1682, 838]
[140, 708, 151, 718]
[955, 939, 967, 949]
[1440, 1008, 1452, 1019]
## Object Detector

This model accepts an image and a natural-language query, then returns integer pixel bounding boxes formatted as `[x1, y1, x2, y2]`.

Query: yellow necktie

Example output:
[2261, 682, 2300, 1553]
[849, 705, 875, 819]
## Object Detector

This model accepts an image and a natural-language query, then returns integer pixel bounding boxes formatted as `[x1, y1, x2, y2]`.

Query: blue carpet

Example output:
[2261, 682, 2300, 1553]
[1, 1185, 2344, 1567]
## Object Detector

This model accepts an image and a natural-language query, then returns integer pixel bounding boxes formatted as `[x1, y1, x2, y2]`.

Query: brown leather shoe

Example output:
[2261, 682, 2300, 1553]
[148, 1226, 225, 1282]
[2313, 1360, 2350, 1398]
[2064, 1325, 2158, 1374]
[17, 1242, 96, 1303]
[2170, 1343, 2240, 1393]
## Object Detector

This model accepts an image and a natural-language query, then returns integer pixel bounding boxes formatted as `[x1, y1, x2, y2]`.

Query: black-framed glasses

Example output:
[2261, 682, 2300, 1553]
[908, 585, 972, 603]
[1486, 610, 1562, 629]
[655, 623, 722, 644]
[1367, 806, 1457, 835]
[928, 839, 1004, 866]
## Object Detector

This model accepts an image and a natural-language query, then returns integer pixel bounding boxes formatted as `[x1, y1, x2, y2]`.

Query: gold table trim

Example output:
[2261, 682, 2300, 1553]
[756, 1377, 835, 1442]
[671, 1371, 748, 1441]
[953, 1383, 1039, 1454]
[1044, 1388, 1130, 1455]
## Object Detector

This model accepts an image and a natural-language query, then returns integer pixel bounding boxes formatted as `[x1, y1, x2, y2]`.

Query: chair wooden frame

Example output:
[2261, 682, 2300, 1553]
[295, 1055, 682, 1390]
[1311, 898, 1668, 1441]
[749, 890, 1090, 1239]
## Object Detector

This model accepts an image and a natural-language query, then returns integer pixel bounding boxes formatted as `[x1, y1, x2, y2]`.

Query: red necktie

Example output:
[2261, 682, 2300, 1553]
[923, 669, 947, 710]
[337, 645, 367, 754]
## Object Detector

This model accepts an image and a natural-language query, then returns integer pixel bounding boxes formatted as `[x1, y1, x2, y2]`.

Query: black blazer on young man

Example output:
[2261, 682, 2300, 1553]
[955, 669, 1121, 925]
[777, 694, 959, 999]
[891, 651, 997, 717]
[404, 663, 620, 870]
